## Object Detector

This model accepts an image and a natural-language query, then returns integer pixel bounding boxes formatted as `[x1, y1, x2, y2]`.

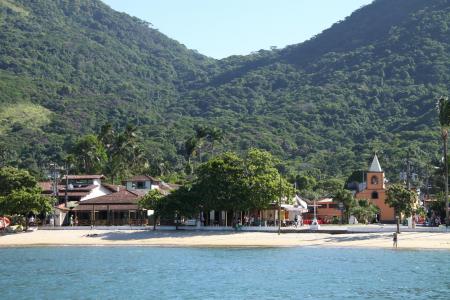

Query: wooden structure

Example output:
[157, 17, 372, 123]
[71, 189, 147, 226]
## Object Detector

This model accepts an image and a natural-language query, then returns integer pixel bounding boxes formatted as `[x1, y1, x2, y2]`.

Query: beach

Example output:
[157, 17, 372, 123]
[1, 229, 450, 249]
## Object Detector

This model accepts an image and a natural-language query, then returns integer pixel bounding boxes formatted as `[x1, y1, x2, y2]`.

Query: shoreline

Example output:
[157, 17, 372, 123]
[1, 230, 450, 250]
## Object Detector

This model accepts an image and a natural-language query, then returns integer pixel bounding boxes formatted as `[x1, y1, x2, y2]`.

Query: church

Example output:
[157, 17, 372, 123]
[355, 154, 395, 223]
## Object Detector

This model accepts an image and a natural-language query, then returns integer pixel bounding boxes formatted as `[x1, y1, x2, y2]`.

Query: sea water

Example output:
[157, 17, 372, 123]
[0, 247, 449, 299]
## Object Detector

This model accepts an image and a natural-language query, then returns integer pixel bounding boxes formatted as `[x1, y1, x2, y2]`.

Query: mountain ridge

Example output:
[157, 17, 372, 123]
[1, 0, 449, 182]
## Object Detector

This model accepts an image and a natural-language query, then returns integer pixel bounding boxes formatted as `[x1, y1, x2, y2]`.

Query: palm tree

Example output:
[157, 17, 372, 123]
[208, 127, 223, 157]
[73, 134, 106, 173]
[437, 96, 450, 225]
[184, 136, 198, 175]
[100, 124, 140, 184]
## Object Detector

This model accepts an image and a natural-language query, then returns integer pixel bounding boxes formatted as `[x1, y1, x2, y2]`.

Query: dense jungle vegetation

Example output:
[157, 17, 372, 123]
[1, 0, 450, 186]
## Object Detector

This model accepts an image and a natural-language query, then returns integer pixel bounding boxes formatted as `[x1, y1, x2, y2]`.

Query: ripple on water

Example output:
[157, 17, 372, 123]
[0, 247, 449, 299]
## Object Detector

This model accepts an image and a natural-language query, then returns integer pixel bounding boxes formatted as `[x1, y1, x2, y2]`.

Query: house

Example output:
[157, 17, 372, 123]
[39, 174, 116, 203]
[355, 154, 395, 222]
[71, 188, 146, 226]
[39, 174, 117, 226]
[122, 175, 160, 191]
[312, 198, 343, 223]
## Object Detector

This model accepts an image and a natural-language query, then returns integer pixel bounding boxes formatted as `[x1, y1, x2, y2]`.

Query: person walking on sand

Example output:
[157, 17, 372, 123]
[393, 232, 398, 248]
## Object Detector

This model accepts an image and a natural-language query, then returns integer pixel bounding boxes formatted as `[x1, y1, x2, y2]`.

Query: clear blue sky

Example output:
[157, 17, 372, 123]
[102, 0, 373, 59]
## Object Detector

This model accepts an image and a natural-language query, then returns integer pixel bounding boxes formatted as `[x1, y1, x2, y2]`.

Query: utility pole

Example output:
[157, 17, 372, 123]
[278, 174, 282, 235]
[406, 150, 411, 190]
[64, 163, 69, 208]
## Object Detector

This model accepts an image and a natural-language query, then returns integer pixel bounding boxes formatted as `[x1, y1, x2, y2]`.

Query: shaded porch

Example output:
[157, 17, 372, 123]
[72, 204, 147, 226]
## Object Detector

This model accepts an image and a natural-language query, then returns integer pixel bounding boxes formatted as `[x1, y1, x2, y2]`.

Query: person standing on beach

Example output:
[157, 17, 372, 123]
[393, 232, 398, 248]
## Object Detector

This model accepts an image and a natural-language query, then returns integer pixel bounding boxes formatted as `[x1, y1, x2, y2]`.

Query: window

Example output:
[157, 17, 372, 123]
[136, 181, 146, 189]
[371, 176, 379, 185]
[371, 191, 379, 199]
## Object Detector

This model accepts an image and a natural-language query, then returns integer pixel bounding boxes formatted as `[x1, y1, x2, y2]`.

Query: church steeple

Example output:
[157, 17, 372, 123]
[369, 154, 382, 172]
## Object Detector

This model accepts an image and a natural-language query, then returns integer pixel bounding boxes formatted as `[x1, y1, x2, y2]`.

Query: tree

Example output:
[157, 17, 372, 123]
[350, 200, 379, 224]
[437, 96, 450, 225]
[193, 149, 293, 214]
[160, 186, 201, 229]
[318, 178, 344, 196]
[296, 174, 317, 191]
[386, 184, 417, 233]
[334, 189, 356, 223]
[138, 189, 164, 230]
[243, 148, 294, 210]
[0, 167, 37, 196]
[71, 134, 107, 174]
[184, 136, 199, 175]
[0, 189, 53, 229]
[0, 167, 53, 229]
[101, 124, 141, 184]
[194, 152, 245, 212]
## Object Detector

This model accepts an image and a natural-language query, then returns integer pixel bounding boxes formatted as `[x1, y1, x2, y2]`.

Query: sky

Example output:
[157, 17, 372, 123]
[102, 0, 373, 59]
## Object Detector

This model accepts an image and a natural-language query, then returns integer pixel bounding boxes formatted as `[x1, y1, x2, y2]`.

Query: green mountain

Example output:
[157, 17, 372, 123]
[1, 0, 449, 181]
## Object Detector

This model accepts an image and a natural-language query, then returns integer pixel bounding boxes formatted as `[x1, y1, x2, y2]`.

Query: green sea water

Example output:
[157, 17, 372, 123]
[0, 247, 449, 299]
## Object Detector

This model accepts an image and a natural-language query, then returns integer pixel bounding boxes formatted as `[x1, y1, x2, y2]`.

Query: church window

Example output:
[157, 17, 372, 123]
[371, 176, 379, 185]
[371, 191, 379, 199]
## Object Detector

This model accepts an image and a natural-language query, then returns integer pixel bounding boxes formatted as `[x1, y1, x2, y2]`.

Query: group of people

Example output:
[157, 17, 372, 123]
[243, 216, 256, 226]
[293, 214, 304, 227]
[69, 215, 79, 226]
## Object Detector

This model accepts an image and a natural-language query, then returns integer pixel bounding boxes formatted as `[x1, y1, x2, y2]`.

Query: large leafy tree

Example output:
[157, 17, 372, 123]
[0, 167, 53, 229]
[138, 189, 164, 230]
[0, 189, 53, 229]
[0, 167, 37, 196]
[334, 189, 356, 223]
[71, 134, 107, 174]
[194, 152, 245, 211]
[437, 96, 450, 225]
[191, 148, 293, 212]
[386, 184, 417, 233]
[243, 148, 293, 210]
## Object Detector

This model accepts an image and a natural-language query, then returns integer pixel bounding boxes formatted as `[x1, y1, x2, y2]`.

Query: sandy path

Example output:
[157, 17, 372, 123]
[1, 230, 450, 250]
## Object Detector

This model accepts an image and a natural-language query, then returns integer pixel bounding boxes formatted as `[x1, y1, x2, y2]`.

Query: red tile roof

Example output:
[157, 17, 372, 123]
[39, 182, 98, 193]
[102, 183, 123, 192]
[73, 204, 139, 211]
[78, 189, 141, 205]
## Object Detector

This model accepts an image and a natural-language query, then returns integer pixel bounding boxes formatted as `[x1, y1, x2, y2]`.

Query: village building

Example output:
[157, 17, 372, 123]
[310, 198, 343, 224]
[39, 173, 180, 226]
[355, 154, 395, 222]
[39, 175, 116, 203]
[122, 175, 160, 191]
[71, 188, 146, 226]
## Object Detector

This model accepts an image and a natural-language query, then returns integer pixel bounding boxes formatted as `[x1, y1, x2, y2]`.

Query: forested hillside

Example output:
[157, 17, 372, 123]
[1, 0, 449, 183]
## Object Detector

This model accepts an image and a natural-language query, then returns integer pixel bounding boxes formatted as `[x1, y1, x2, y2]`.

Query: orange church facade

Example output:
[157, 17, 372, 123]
[355, 155, 395, 223]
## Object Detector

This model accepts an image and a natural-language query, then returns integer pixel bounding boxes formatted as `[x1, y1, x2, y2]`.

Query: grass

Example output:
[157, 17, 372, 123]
[0, 0, 29, 16]
[0, 103, 52, 134]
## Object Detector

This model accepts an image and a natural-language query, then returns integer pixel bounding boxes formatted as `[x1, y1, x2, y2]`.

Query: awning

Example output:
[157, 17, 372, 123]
[281, 204, 308, 213]
[294, 195, 308, 210]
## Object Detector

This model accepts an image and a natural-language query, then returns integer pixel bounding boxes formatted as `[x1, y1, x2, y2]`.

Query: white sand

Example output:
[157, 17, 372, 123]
[1, 230, 450, 250]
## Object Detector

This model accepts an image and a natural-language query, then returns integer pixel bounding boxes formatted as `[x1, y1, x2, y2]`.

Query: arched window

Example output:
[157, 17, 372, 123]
[371, 175, 379, 185]
[371, 191, 379, 199]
